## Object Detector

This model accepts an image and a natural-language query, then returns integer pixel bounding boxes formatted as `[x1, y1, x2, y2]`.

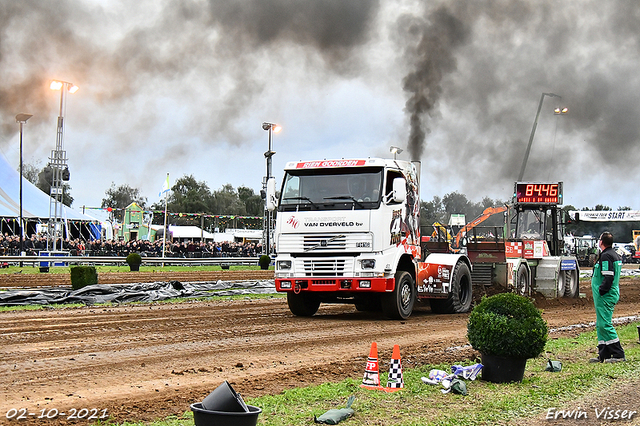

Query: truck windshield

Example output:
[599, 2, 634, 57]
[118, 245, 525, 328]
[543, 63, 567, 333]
[279, 167, 383, 211]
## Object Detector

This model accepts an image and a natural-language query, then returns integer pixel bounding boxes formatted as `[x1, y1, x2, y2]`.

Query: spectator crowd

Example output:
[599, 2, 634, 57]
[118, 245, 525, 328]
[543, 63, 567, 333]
[0, 233, 262, 258]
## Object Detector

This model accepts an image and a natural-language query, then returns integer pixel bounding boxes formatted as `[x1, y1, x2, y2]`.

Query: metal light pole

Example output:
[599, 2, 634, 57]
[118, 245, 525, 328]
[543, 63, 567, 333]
[16, 113, 33, 265]
[48, 80, 78, 251]
[261, 122, 281, 256]
[518, 92, 561, 181]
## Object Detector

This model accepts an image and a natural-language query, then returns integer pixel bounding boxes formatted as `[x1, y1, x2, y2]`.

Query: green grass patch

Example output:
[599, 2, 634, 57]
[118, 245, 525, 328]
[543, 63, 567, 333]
[91, 322, 640, 426]
[0, 303, 88, 312]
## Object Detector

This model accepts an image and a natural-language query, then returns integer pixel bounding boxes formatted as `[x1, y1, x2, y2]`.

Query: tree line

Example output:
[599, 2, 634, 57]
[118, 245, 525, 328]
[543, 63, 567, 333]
[22, 162, 639, 241]
[421, 192, 639, 243]
[22, 162, 264, 226]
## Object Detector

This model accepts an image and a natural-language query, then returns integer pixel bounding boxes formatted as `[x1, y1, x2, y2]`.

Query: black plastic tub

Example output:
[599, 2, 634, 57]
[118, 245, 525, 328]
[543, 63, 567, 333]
[191, 403, 262, 426]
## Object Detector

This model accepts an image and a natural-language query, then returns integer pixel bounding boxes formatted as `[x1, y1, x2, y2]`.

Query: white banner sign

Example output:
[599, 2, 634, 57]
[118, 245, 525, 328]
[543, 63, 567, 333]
[569, 210, 640, 221]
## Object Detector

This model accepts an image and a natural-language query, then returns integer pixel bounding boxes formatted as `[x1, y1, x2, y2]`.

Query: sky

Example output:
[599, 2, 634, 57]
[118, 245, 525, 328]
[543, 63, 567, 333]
[0, 0, 639, 214]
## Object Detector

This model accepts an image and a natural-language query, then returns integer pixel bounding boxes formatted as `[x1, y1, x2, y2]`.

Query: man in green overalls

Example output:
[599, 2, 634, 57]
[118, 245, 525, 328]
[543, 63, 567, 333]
[590, 231, 625, 363]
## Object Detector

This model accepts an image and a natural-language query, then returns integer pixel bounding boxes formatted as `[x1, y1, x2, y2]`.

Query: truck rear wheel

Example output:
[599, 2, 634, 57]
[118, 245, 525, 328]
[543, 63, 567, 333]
[430, 262, 472, 314]
[563, 269, 579, 298]
[381, 271, 415, 320]
[514, 264, 529, 296]
[287, 292, 320, 317]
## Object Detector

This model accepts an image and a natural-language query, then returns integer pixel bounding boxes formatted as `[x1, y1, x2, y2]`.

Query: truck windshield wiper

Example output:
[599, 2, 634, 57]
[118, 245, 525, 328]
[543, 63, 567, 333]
[283, 196, 318, 208]
[323, 195, 365, 208]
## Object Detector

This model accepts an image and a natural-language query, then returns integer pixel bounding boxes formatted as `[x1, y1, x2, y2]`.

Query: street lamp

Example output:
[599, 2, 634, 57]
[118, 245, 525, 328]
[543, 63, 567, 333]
[48, 80, 78, 251]
[16, 113, 33, 264]
[554, 107, 568, 115]
[261, 122, 281, 256]
[518, 92, 561, 181]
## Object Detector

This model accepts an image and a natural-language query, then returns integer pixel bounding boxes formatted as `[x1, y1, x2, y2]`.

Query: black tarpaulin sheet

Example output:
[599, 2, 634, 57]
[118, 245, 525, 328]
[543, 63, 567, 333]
[0, 280, 276, 306]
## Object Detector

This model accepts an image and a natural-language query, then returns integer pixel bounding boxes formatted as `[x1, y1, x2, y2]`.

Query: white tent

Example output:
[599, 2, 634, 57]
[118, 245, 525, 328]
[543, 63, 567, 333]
[156, 225, 215, 241]
[0, 153, 94, 221]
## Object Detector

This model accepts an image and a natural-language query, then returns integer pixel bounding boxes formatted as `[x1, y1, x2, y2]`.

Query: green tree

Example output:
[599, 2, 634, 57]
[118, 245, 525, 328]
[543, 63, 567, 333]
[213, 184, 246, 215]
[21, 160, 41, 184]
[167, 175, 214, 214]
[36, 165, 74, 207]
[101, 183, 148, 222]
[238, 186, 264, 216]
[420, 196, 445, 230]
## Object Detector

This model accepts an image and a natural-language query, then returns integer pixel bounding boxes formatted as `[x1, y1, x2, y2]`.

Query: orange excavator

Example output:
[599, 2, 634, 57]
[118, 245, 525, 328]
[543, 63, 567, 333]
[451, 206, 508, 252]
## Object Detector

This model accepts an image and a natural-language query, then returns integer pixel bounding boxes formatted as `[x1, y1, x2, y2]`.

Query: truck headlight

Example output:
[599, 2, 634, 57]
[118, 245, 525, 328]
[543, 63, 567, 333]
[277, 260, 292, 270]
[360, 259, 376, 269]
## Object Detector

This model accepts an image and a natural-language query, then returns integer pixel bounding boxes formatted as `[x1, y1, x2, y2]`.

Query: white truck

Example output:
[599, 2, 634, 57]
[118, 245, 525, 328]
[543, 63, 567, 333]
[266, 157, 473, 319]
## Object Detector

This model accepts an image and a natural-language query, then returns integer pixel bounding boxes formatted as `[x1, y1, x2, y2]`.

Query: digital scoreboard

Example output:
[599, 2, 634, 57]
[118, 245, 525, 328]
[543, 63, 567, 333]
[514, 182, 563, 205]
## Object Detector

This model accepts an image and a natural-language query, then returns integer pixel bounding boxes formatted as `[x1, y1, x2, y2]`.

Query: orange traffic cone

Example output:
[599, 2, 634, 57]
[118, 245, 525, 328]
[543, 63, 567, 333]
[360, 342, 384, 390]
[385, 344, 404, 392]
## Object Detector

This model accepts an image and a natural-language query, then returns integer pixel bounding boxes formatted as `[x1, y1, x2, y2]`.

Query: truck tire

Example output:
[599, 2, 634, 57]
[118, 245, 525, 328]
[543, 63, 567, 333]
[429, 262, 473, 314]
[514, 264, 529, 296]
[563, 269, 579, 298]
[381, 271, 416, 320]
[556, 268, 565, 297]
[287, 292, 320, 317]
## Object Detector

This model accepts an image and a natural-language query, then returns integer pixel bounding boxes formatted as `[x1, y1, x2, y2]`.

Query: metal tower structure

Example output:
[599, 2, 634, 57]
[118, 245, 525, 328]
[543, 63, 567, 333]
[48, 80, 78, 251]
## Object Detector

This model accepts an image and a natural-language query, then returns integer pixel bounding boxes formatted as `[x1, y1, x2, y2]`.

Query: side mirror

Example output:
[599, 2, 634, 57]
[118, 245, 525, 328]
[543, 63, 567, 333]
[391, 177, 406, 203]
[266, 177, 277, 211]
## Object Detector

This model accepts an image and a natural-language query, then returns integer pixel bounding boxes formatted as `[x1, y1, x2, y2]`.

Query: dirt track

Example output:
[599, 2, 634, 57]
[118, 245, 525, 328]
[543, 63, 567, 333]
[1, 272, 639, 425]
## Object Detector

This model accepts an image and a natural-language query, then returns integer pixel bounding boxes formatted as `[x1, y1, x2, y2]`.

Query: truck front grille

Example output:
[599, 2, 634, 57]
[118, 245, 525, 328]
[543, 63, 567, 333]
[277, 233, 373, 253]
[303, 234, 347, 251]
[303, 259, 346, 277]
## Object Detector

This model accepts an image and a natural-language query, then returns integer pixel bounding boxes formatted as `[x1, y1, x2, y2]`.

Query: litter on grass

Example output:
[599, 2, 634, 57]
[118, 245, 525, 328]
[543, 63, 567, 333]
[421, 363, 483, 395]
[314, 396, 355, 425]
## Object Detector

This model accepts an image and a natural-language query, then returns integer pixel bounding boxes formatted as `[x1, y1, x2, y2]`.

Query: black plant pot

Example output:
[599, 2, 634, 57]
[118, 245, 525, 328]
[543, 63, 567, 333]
[129, 264, 140, 272]
[481, 353, 527, 383]
[191, 403, 261, 426]
[201, 380, 248, 412]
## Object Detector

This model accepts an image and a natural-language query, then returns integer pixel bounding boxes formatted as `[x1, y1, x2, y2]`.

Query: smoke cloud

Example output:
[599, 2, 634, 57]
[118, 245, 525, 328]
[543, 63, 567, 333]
[0, 0, 380, 143]
[398, 6, 470, 161]
[395, 0, 640, 206]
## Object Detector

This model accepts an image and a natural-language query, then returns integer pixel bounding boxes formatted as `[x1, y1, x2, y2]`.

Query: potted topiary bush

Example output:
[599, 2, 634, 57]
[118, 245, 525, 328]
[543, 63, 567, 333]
[126, 252, 142, 272]
[467, 293, 548, 383]
[70, 265, 98, 290]
[258, 255, 271, 270]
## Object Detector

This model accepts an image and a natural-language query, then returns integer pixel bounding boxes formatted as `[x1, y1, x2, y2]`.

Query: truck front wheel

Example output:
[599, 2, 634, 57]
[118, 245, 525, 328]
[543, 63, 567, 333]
[382, 271, 416, 320]
[287, 292, 320, 317]
[430, 262, 472, 314]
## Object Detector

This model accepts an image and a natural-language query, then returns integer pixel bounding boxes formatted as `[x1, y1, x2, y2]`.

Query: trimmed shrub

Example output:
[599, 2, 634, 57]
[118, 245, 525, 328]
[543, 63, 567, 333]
[126, 252, 142, 266]
[259, 255, 271, 270]
[70, 265, 98, 290]
[467, 293, 548, 359]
